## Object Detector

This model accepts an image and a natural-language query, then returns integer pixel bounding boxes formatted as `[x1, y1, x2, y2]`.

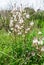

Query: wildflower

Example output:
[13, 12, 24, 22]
[25, 28, 30, 33]
[11, 8, 16, 13]
[14, 18, 17, 21]
[26, 14, 30, 18]
[25, 31, 28, 33]
[19, 18, 24, 24]
[21, 26, 24, 28]
[41, 46, 44, 52]
[11, 3, 17, 13]
[42, 37, 44, 40]
[31, 52, 35, 56]
[13, 14, 17, 21]
[9, 31, 11, 34]
[13, 15, 16, 18]
[33, 38, 38, 44]
[38, 40, 43, 45]
[8, 31, 11, 35]
[23, 12, 26, 16]
[20, 4, 23, 12]
[30, 21, 34, 26]
[18, 32, 22, 35]
[16, 12, 19, 15]
[38, 31, 42, 35]
[11, 28, 14, 31]
[18, 12, 21, 18]
[26, 28, 30, 31]
[9, 19, 13, 27]
[15, 24, 20, 29]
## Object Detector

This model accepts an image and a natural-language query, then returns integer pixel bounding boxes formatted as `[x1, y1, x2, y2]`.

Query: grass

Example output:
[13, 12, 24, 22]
[0, 10, 44, 65]
[0, 25, 44, 65]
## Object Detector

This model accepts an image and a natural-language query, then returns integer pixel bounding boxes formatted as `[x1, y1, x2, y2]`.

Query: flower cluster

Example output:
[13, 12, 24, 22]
[9, 4, 34, 35]
[32, 31, 44, 52]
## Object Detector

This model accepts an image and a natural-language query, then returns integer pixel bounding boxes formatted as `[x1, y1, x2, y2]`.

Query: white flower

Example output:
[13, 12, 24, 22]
[9, 19, 13, 27]
[26, 28, 30, 31]
[11, 6, 17, 13]
[9, 31, 11, 33]
[19, 18, 24, 24]
[11, 28, 14, 31]
[41, 46, 44, 52]
[13, 15, 16, 18]
[14, 18, 17, 21]
[42, 37, 44, 40]
[25, 28, 30, 33]
[38, 31, 42, 35]
[26, 14, 30, 18]
[32, 52, 35, 56]
[38, 40, 43, 45]
[23, 12, 26, 16]
[30, 21, 34, 26]
[15, 24, 20, 29]
[16, 12, 19, 15]
[13, 15, 17, 21]
[18, 12, 21, 18]
[33, 38, 38, 44]
[18, 32, 22, 35]
[21, 26, 24, 28]
[25, 31, 28, 33]
[20, 6, 23, 12]
[8, 31, 11, 35]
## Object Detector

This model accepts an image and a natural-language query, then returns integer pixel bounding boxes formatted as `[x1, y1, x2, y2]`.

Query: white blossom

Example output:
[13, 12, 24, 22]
[18, 32, 22, 35]
[23, 12, 26, 16]
[32, 52, 35, 56]
[38, 31, 42, 35]
[9, 31, 11, 34]
[16, 12, 19, 15]
[8, 31, 11, 35]
[25, 31, 28, 33]
[11, 8, 16, 13]
[19, 18, 24, 24]
[26, 28, 30, 31]
[25, 28, 30, 33]
[9, 19, 13, 27]
[33, 38, 38, 44]
[38, 40, 43, 45]
[21, 26, 24, 28]
[30, 21, 34, 26]
[15, 24, 20, 29]
[41, 46, 44, 52]
[13, 15, 16, 18]
[11, 28, 14, 31]
[26, 14, 30, 18]
[13, 15, 17, 21]
[42, 37, 44, 40]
